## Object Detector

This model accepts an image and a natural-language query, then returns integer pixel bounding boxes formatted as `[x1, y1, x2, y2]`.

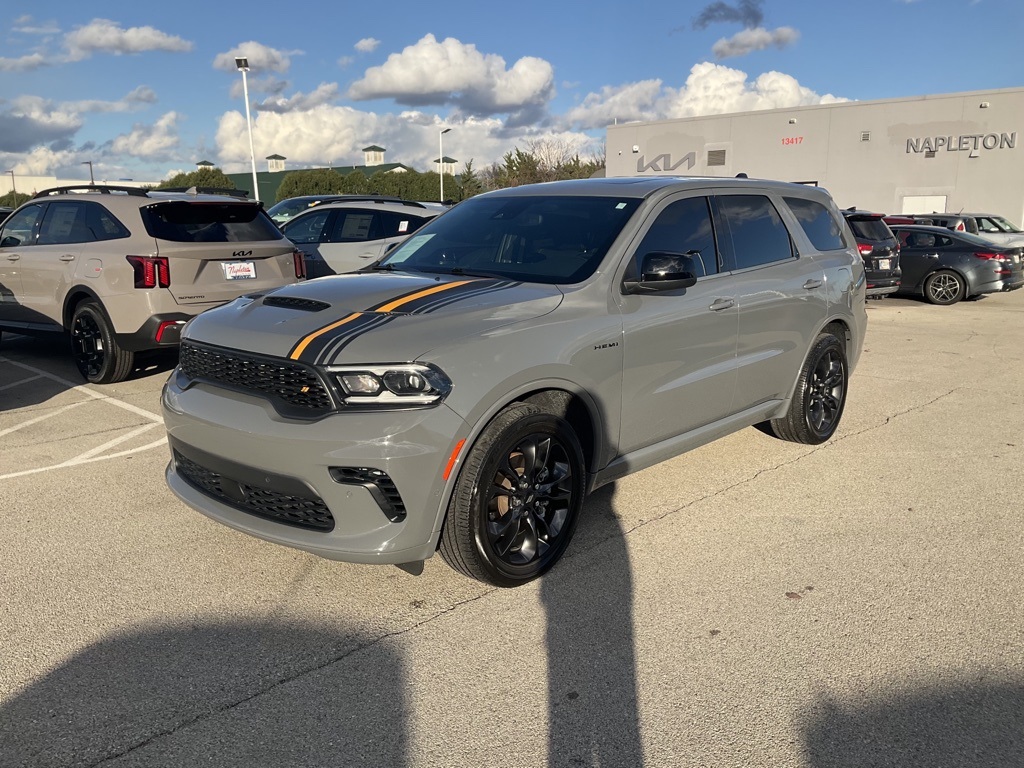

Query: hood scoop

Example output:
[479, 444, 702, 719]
[262, 296, 331, 312]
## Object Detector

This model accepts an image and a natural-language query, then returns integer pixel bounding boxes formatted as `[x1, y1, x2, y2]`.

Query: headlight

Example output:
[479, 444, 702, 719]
[326, 363, 452, 408]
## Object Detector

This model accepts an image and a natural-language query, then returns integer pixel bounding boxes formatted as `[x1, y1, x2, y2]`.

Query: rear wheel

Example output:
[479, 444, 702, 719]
[439, 403, 586, 587]
[767, 331, 848, 445]
[70, 301, 134, 384]
[923, 270, 966, 305]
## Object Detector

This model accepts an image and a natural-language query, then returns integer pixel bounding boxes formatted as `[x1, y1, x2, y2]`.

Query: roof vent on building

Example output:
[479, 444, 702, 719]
[925, 150, 936, 158]
[707, 149, 727, 167]
[860, 131, 871, 142]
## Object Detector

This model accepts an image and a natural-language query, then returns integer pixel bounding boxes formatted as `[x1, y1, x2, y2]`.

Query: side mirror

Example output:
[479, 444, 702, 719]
[623, 251, 699, 294]
[1, 236, 19, 248]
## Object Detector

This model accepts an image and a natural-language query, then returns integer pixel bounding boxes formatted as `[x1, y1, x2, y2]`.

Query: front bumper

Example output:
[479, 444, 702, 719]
[162, 375, 470, 564]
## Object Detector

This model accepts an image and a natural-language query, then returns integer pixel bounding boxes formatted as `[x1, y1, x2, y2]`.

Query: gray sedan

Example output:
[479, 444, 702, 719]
[890, 225, 1024, 304]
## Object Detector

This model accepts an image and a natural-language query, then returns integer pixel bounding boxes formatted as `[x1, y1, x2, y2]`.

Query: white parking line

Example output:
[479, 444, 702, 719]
[0, 374, 44, 391]
[0, 437, 169, 481]
[0, 357, 163, 421]
[0, 356, 168, 480]
[0, 401, 89, 438]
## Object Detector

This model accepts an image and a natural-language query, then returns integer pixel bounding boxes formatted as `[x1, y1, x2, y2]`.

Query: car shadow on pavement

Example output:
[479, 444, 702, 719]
[0, 619, 410, 767]
[0, 486, 644, 768]
[802, 680, 1024, 767]
[542, 482, 645, 767]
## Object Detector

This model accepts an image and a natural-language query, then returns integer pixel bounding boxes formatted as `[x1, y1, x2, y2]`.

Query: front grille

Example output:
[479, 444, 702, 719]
[179, 341, 334, 416]
[174, 449, 334, 531]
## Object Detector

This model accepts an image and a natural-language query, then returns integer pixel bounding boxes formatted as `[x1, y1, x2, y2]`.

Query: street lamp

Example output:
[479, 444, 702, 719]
[235, 57, 260, 202]
[82, 161, 95, 185]
[438, 128, 452, 203]
[6, 170, 15, 198]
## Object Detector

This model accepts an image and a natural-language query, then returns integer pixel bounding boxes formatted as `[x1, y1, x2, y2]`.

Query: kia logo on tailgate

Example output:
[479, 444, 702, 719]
[233, 250, 253, 258]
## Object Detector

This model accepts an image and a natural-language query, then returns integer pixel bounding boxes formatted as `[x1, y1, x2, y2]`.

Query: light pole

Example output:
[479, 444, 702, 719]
[82, 161, 95, 185]
[438, 128, 451, 203]
[6, 170, 15, 199]
[235, 57, 260, 201]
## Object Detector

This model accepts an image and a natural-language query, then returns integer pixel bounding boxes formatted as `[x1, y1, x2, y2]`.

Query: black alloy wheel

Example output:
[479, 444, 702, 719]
[70, 301, 134, 384]
[440, 403, 586, 587]
[766, 331, 848, 445]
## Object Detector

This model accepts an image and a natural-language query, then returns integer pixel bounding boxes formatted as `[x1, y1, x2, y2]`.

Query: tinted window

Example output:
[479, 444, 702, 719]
[717, 195, 794, 269]
[379, 211, 432, 238]
[0, 204, 45, 246]
[141, 202, 282, 242]
[283, 209, 330, 244]
[330, 210, 380, 242]
[38, 202, 99, 245]
[85, 202, 131, 241]
[633, 197, 718, 277]
[785, 197, 846, 251]
[847, 218, 893, 242]
[381, 195, 642, 285]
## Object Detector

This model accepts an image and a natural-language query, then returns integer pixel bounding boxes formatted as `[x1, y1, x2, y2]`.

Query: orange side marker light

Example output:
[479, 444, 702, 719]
[443, 439, 466, 481]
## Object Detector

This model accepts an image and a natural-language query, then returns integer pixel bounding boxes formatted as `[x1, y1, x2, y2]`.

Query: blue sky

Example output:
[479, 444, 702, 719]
[1, 0, 1020, 185]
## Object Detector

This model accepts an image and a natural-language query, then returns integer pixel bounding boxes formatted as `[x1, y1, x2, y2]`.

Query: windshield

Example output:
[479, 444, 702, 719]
[980, 215, 1022, 234]
[266, 198, 316, 222]
[377, 195, 642, 284]
[847, 217, 893, 242]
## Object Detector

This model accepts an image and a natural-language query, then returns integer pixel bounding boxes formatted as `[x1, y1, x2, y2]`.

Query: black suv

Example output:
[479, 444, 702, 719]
[842, 209, 901, 298]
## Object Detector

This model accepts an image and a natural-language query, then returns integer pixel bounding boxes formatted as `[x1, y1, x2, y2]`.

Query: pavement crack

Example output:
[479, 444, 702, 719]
[89, 592, 495, 767]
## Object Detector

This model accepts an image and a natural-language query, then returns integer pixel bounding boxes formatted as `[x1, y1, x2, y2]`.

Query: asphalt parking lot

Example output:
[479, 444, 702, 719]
[1, 292, 1022, 767]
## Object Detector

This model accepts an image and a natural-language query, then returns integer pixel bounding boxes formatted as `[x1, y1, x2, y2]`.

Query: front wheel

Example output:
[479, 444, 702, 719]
[70, 301, 134, 384]
[766, 331, 848, 445]
[923, 270, 966, 305]
[439, 403, 586, 587]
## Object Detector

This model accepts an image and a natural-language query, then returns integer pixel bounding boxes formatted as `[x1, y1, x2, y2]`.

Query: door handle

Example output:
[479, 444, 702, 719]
[802, 279, 823, 290]
[709, 297, 735, 311]
[926, 253, 939, 259]
[5, 254, 18, 261]
[60, 254, 76, 262]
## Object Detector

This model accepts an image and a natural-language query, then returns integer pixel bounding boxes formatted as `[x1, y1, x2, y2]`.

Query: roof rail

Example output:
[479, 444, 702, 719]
[311, 196, 426, 209]
[33, 184, 150, 199]
[157, 186, 250, 198]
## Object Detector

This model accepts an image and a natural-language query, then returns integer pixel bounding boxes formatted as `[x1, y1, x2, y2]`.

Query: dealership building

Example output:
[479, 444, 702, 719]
[606, 87, 1024, 225]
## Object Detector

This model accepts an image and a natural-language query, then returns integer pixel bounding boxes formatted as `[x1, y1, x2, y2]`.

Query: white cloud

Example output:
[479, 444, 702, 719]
[564, 62, 845, 130]
[347, 34, 555, 120]
[355, 38, 380, 53]
[256, 83, 339, 113]
[64, 18, 192, 61]
[337, 55, 354, 69]
[109, 112, 181, 158]
[12, 16, 61, 36]
[0, 96, 83, 152]
[0, 53, 48, 72]
[63, 86, 158, 114]
[712, 26, 799, 58]
[213, 42, 297, 73]
[213, 105, 592, 175]
[229, 75, 290, 100]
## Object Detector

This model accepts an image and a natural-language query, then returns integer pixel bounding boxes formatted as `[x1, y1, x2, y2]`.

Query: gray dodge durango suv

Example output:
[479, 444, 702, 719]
[162, 177, 867, 587]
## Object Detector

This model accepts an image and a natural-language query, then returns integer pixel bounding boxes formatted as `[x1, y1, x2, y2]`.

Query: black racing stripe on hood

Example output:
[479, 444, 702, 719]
[313, 314, 396, 365]
[404, 280, 522, 315]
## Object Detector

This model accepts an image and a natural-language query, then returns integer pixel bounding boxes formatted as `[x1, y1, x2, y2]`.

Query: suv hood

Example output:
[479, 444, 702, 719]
[182, 271, 563, 365]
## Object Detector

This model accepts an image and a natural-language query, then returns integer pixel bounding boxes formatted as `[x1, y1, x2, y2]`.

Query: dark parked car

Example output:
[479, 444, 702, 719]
[0, 206, 13, 223]
[841, 209, 901, 298]
[267, 194, 415, 225]
[888, 224, 1024, 304]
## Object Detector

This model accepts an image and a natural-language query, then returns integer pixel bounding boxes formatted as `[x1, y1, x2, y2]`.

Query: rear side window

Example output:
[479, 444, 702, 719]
[379, 211, 432, 238]
[330, 210, 379, 242]
[717, 195, 795, 269]
[141, 202, 283, 242]
[37, 201, 130, 244]
[785, 197, 846, 251]
[283, 209, 330, 244]
[847, 218, 893, 242]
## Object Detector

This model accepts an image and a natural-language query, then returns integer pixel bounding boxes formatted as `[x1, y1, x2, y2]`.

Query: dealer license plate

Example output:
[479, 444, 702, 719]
[877, 258, 891, 271]
[222, 261, 256, 280]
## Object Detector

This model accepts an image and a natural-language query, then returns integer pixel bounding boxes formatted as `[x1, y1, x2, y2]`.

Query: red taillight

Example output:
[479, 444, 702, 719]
[973, 252, 1005, 261]
[126, 255, 170, 288]
[955, 222, 965, 231]
[857, 244, 873, 256]
[292, 248, 307, 279]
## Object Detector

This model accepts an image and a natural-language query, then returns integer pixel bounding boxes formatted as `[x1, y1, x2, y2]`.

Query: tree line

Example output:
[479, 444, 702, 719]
[153, 138, 605, 203]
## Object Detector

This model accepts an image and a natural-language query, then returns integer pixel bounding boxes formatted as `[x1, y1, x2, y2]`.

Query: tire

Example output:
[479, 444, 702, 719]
[70, 301, 134, 384]
[766, 332, 848, 445]
[923, 270, 966, 305]
[439, 403, 586, 587]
